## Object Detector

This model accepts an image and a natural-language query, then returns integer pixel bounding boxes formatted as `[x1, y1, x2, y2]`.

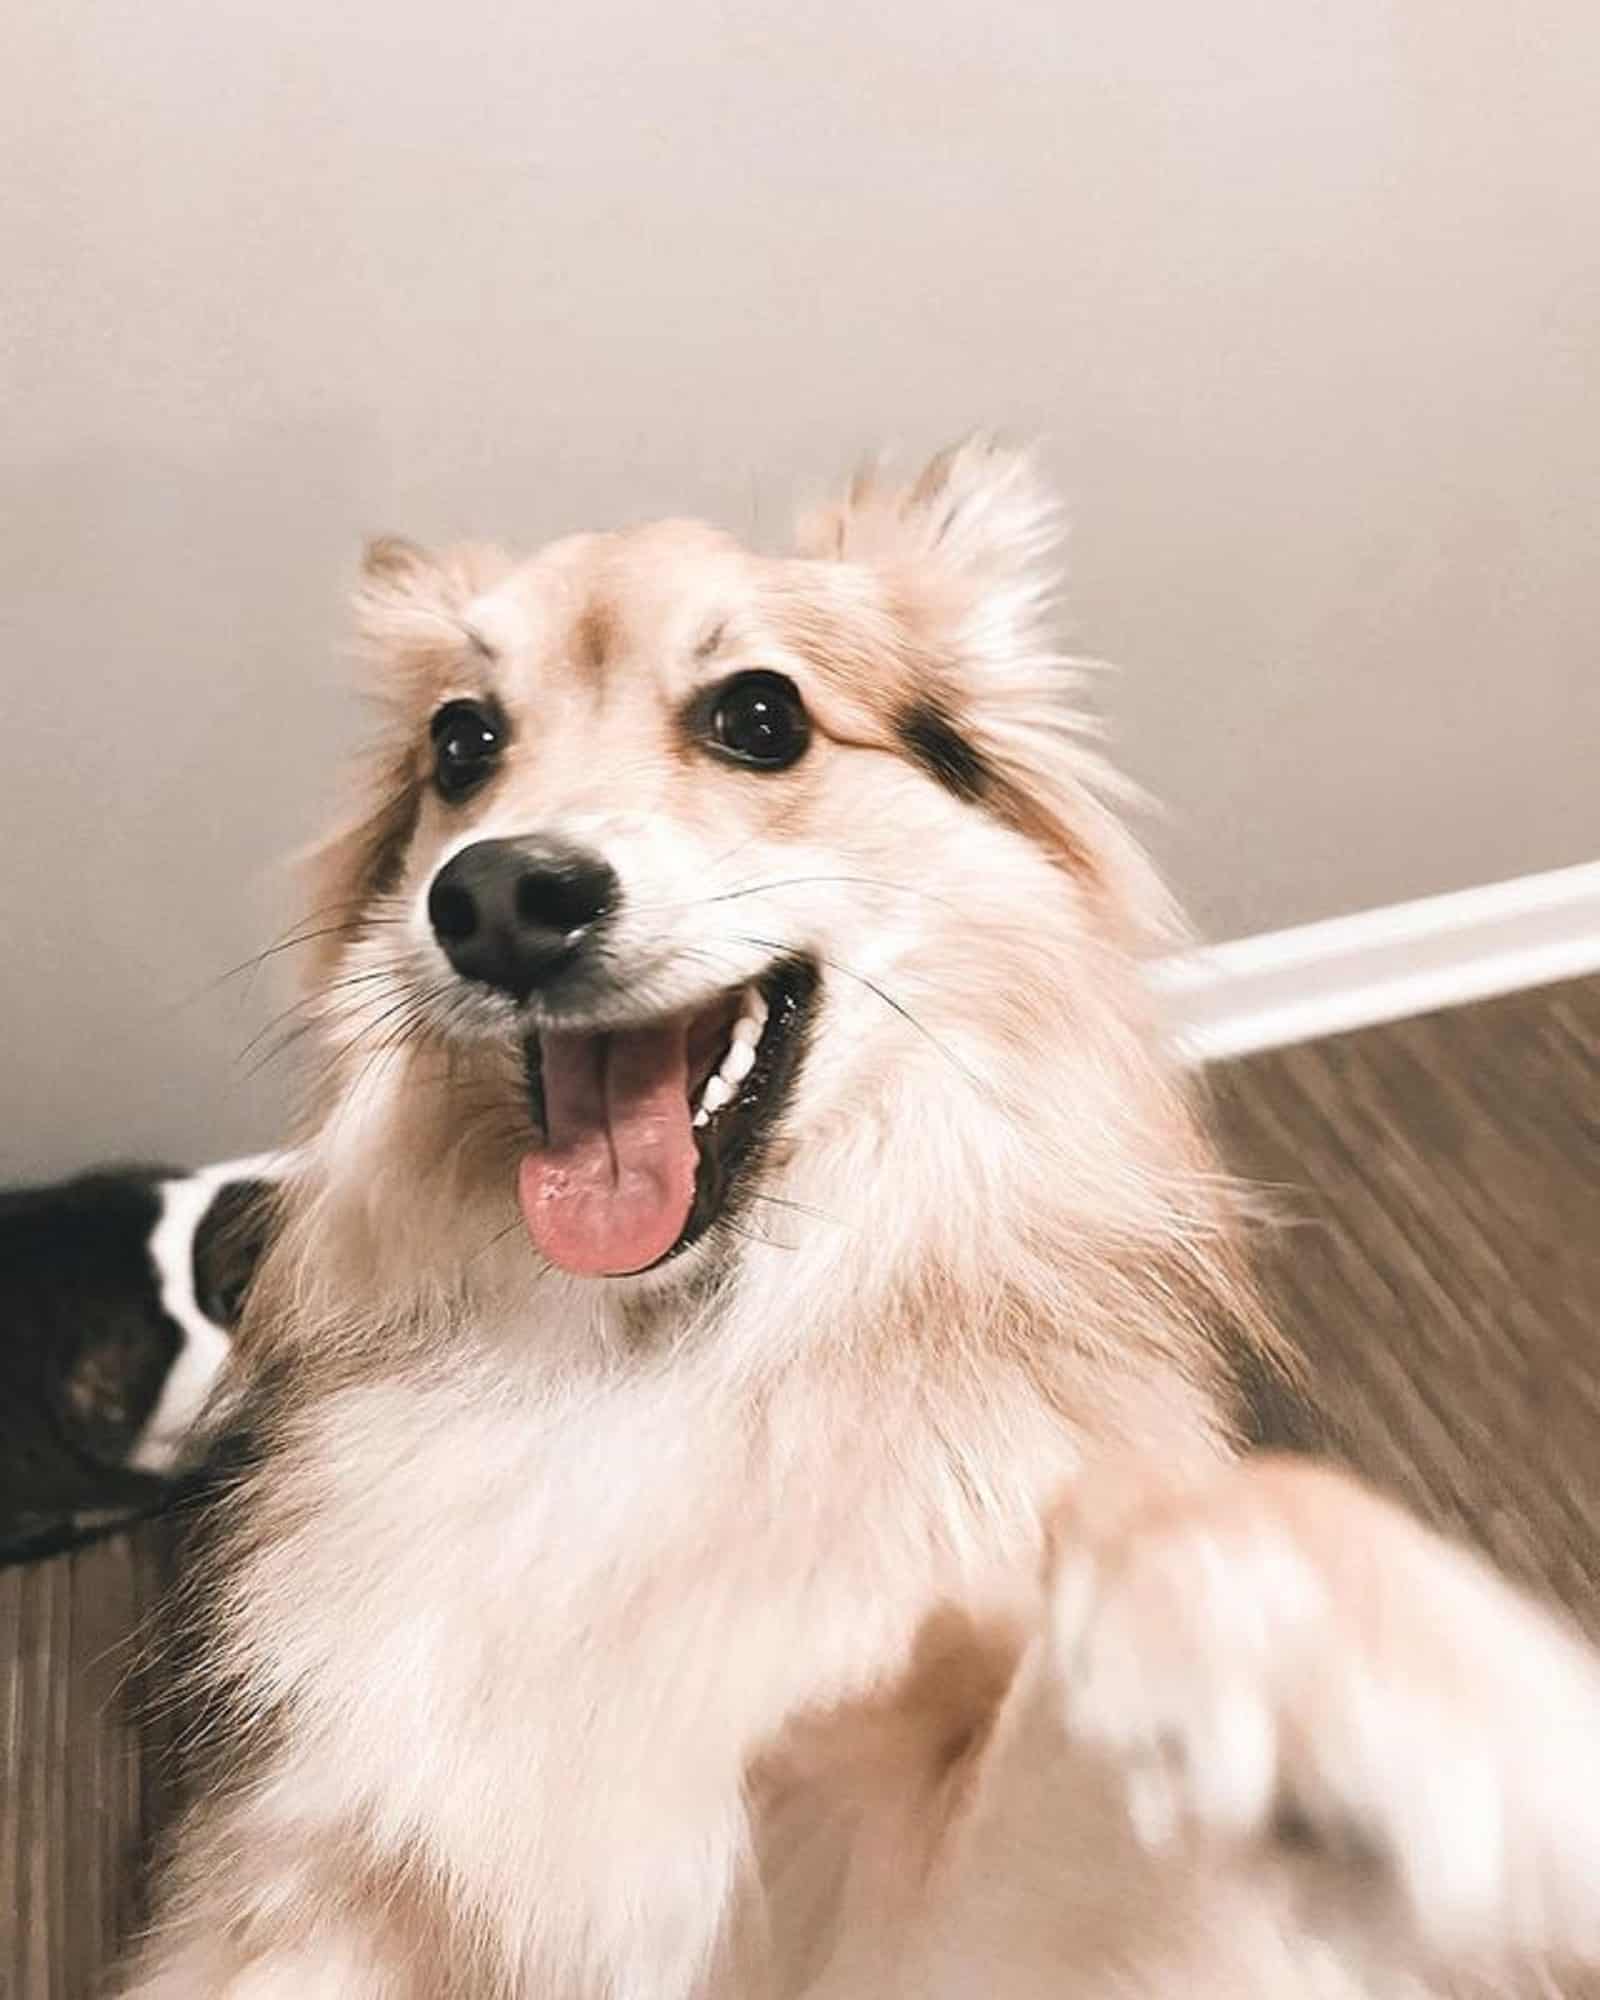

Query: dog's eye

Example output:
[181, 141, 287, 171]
[430, 699, 505, 802]
[705, 673, 810, 771]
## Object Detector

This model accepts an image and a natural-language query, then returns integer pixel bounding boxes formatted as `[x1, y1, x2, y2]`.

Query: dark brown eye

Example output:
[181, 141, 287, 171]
[705, 672, 810, 771]
[430, 699, 505, 802]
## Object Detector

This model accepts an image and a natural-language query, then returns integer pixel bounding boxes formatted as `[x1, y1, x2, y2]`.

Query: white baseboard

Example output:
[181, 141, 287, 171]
[1154, 860, 1600, 1064]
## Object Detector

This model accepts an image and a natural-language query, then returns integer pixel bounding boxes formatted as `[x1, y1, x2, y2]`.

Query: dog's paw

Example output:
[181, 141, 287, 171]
[1048, 1457, 1600, 1965]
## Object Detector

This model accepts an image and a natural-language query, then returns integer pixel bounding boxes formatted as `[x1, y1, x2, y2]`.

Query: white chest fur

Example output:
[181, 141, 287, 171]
[225, 1350, 1062, 1998]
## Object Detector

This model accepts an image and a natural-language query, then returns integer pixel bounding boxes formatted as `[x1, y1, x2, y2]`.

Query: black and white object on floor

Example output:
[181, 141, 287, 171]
[0, 1154, 284, 1564]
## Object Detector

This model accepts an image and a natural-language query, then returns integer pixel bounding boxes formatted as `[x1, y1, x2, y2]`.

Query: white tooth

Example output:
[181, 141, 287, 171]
[692, 1107, 710, 1129]
[732, 991, 769, 1046]
[700, 1072, 735, 1115]
[720, 1038, 756, 1085]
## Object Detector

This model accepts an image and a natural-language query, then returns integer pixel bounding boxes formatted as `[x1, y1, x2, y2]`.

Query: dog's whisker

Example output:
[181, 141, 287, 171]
[718, 1215, 799, 1254]
[189, 906, 408, 1007]
[239, 1014, 334, 1085]
[233, 966, 410, 1074]
[699, 874, 968, 915]
[330, 978, 449, 1055]
[308, 980, 457, 1132]
[732, 931, 988, 1096]
[744, 1192, 846, 1229]
[339, 983, 460, 1097]
[621, 870, 886, 920]
[464, 1217, 530, 1269]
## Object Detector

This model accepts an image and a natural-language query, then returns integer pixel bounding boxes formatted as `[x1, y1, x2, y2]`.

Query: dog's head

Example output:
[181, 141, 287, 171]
[297, 443, 1185, 1301]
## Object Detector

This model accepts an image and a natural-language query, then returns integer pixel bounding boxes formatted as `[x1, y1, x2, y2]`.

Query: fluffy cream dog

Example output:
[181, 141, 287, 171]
[124, 445, 1600, 1999]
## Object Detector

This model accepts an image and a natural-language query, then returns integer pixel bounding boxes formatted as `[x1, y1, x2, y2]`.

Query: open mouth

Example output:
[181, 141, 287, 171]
[517, 958, 818, 1277]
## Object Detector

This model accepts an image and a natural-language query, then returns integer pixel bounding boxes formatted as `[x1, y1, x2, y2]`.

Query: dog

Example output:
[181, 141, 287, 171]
[0, 1155, 281, 1563]
[120, 443, 1600, 1998]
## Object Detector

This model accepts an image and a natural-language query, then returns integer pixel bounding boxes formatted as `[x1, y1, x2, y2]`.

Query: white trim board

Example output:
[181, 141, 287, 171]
[1153, 860, 1600, 1064]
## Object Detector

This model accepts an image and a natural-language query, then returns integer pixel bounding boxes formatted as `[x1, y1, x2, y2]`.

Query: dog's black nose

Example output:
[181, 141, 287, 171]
[428, 838, 618, 1000]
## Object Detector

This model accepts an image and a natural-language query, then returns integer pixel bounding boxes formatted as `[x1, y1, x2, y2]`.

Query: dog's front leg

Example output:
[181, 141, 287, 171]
[911, 1455, 1600, 1998]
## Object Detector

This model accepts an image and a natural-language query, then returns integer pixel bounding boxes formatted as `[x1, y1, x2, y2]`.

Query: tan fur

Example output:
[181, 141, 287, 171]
[123, 445, 1600, 1999]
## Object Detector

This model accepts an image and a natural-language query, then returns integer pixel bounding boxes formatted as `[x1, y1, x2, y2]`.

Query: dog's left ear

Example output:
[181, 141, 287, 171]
[796, 438, 1065, 716]
[799, 443, 1176, 944]
[796, 436, 1059, 599]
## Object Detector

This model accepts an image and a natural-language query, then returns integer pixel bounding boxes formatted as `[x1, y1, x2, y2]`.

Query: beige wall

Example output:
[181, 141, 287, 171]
[4, 1, 1596, 1180]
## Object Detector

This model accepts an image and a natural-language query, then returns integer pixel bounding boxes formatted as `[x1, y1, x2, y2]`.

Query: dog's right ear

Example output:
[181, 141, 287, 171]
[349, 533, 510, 705]
[291, 537, 499, 983]
[353, 536, 462, 686]
[360, 534, 433, 583]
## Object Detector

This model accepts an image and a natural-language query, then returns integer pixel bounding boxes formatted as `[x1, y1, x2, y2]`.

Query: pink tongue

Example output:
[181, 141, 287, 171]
[517, 1020, 699, 1277]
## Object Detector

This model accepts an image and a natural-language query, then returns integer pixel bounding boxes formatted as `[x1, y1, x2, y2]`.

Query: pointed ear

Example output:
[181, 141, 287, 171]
[796, 437, 1065, 710]
[349, 534, 509, 705]
[288, 535, 507, 979]
[360, 534, 435, 584]
[796, 436, 1060, 595]
[352, 535, 460, 668]
[799, 441, 1179, 950]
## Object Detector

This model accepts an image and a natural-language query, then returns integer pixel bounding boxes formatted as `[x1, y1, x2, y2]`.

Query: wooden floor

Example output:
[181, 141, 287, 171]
[1210, 973, 1600, 1616]
[1, 1523, 179, 1999]
[4, 974, 1599, 1998]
